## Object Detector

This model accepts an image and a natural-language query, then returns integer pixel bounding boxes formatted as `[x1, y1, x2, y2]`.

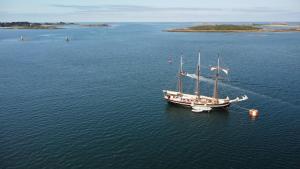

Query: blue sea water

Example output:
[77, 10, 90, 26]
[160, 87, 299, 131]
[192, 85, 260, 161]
[0, 23, 299, 169]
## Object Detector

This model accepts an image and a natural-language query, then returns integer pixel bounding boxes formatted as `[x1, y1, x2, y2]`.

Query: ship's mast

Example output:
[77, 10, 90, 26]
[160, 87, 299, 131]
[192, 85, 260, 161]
[213, 57, 220, 101]
[178, 56, 183, 93]
[211, 55, 228, 102]
[195, 52, 201, 98]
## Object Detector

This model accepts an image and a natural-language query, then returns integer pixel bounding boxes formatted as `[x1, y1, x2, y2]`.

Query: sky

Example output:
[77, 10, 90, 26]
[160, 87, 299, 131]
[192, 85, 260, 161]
[0, 0, 300, 22]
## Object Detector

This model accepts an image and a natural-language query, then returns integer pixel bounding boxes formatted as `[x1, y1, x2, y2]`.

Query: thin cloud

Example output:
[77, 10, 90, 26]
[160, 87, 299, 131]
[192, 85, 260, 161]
[3, 4, 298, 22]
[51, 4, 223, 12]
[51, 4, 292, 14]
[231, 7, 288, 13]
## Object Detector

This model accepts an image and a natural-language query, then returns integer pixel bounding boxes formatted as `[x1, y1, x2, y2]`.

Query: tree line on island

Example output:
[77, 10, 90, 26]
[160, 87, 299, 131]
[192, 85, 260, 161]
[166, 23, 300, 32]
[0, 22, 110, 29]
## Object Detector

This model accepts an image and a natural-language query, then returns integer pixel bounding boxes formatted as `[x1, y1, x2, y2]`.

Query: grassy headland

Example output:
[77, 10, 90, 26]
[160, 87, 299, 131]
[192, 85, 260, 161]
[167, 24, 262, 32]
[166, 24, 300, 32]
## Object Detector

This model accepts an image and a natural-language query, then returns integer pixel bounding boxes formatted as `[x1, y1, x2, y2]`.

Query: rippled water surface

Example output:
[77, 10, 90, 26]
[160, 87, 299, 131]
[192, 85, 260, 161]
[0, 23, 299, 169]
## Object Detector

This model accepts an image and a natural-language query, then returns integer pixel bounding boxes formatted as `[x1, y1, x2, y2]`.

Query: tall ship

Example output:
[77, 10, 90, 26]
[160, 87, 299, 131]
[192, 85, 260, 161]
[163, 52, 247, 112]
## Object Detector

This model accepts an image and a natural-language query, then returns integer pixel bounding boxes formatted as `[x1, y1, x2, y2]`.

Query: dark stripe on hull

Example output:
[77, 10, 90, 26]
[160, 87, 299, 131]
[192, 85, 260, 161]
[167, 100, 191, 108]
[166, 99, 230, 109]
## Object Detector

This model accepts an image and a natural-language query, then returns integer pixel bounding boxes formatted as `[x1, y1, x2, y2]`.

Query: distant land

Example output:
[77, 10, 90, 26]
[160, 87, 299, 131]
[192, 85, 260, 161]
[80, 23, 110, 27]
[166, 24, 300, 32]
[0, 22, 111, 29]
[0, 22, 75, 29]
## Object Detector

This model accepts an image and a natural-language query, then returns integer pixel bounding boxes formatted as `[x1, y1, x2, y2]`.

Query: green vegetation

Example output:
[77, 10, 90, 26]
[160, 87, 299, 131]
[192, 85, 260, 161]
[167, 24, 300, 32]
[10, 25, 58, 29]
[188, 24, 261, 31]
[0, 22, 75, 29]
[167, 24, 263, 32]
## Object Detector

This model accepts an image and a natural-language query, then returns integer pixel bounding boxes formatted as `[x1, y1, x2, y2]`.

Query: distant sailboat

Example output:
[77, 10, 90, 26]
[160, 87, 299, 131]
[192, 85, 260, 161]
[65, 36, 70, 42]
[20, 35, 24, 41]
[163, 52, 248, 112]
[168, 56, 172, 64]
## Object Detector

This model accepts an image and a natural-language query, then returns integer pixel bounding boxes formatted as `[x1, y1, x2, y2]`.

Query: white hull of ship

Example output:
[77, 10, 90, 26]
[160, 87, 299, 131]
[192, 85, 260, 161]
[163, 90, 231, 109]
[162, 53, 248, 112]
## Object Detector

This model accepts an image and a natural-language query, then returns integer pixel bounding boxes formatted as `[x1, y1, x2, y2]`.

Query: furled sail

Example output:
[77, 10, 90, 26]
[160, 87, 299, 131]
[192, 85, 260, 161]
[210, 67, 229, 75]
[185, 73, 208, 81]
[186, 73, 197, 79]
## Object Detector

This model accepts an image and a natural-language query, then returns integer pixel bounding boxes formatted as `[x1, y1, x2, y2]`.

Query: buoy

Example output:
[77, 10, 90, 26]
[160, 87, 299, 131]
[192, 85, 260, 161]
[249, 109, 259, 117]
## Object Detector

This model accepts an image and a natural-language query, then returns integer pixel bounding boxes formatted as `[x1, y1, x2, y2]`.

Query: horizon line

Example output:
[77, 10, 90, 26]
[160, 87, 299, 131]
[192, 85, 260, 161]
[1, 21, 300, 23]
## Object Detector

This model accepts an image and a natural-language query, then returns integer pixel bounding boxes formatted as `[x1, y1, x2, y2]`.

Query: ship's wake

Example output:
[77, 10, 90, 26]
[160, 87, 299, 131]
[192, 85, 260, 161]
[199, 75, 298, 108]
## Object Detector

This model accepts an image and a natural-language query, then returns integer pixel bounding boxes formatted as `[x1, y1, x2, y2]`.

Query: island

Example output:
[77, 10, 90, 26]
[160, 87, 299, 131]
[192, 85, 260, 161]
[166, 24, 300, 32]
[0, 22, 75, 29]
[80, 23, 110, 27]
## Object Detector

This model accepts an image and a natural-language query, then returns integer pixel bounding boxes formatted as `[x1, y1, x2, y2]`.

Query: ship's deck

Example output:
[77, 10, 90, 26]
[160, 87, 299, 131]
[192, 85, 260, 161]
[163, 90, 230, 107]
